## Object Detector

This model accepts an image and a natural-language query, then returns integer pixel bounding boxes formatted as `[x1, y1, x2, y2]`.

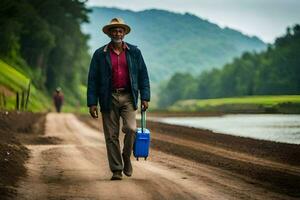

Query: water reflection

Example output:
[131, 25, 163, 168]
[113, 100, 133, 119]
[151, 114, 300, 144]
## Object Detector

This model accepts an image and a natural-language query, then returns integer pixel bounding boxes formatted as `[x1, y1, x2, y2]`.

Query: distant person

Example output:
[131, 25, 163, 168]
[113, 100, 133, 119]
[53, 87, 64, 113]
[87, 18, 150, 180]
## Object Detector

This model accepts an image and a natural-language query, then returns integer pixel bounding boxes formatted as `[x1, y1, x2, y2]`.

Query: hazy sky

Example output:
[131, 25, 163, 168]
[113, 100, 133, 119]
[87, 0, 300, 43]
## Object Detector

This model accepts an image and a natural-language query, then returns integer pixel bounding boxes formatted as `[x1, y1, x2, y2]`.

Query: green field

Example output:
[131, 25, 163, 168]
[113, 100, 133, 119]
[62, 84, 88, 113]
[0, 59, 50, 111]
[0, 59, 92, 113]
[170, 95, 300, 113]
[2, 58, 299, 114]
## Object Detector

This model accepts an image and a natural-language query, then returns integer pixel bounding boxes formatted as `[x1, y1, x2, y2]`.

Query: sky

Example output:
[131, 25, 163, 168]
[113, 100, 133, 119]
[87, 0, 300, 43]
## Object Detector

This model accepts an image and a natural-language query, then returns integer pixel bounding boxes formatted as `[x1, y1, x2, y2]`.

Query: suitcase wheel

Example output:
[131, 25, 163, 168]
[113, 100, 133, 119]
[144, 157, 147, 160]
[136, 157, 139, 161]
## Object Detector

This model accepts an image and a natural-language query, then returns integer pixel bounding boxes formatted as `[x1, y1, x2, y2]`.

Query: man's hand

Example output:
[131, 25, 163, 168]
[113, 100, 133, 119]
[89, 105, 98, 118]
[141, 101, 149, 111]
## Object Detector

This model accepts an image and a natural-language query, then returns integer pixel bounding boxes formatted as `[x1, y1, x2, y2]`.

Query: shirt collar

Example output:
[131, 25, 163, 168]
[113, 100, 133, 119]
[104, 42, 130, 52]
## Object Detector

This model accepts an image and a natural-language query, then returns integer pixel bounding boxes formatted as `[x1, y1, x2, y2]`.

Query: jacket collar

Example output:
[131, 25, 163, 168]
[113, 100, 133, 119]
[103, 41, 130, 52]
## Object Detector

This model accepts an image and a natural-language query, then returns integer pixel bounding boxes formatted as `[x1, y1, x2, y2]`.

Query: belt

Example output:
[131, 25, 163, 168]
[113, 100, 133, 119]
[112, 87, 131, 93]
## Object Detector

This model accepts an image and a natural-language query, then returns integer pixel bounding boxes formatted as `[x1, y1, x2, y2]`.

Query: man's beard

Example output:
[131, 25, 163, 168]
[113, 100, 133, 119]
[111, 38, 122, 43]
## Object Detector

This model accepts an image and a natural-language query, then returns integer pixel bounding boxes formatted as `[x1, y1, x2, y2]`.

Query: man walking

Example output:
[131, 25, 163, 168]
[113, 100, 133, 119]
[53, 87, 64, 113]
[87, 18, 150, 180]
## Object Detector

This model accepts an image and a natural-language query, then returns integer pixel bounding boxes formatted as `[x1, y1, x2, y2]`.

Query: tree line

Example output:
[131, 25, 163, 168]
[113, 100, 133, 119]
[158, 24, 300, 107]
[0, 0, 90, 105]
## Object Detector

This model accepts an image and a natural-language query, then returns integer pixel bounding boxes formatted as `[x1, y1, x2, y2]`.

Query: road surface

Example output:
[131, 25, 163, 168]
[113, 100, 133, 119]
[16, 113, 297, 200]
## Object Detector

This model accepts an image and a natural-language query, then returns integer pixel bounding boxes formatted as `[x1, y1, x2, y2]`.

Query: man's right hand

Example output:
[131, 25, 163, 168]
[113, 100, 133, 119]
[89, 105, 98, 118]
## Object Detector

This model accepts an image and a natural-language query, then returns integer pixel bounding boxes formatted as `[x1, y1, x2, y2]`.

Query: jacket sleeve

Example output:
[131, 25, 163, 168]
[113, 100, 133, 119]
[137, 49, 151, 101]
[87, 51, 99, 107]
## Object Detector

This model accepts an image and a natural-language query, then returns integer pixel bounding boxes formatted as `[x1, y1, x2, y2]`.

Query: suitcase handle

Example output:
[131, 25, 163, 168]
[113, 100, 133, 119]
[137, 137, 148, 140]
[141, 109, 146, 133]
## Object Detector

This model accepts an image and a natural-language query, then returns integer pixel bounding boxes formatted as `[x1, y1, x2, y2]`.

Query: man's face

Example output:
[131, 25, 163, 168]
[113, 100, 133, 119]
[109, 27, 125, 43]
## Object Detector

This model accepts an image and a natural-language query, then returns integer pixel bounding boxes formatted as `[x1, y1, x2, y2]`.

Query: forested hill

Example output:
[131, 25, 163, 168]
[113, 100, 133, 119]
[158, 25, 300, 107]
[82, 7, 266, 83]
[0, 0, 90, 106]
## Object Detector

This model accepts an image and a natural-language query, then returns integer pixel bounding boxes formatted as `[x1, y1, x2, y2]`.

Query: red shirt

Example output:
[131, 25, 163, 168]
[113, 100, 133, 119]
[109, 43, 130, 89]
[53, 92, 64, 105]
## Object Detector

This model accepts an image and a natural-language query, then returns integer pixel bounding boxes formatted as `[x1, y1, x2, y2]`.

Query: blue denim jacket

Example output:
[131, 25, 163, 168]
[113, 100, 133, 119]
[87, 42, 150, 112]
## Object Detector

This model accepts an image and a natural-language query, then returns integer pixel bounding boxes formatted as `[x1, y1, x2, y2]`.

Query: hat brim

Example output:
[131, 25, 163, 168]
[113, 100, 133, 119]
[102, 24, 131, 35]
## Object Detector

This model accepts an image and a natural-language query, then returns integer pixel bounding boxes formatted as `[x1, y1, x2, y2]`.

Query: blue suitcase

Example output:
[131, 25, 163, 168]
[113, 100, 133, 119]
[133, 111, 150, 160]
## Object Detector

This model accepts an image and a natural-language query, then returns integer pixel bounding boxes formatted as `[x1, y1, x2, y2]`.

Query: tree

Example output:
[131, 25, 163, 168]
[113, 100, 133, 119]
[0, 0, 91, 105]
[158, 24, 300, 108]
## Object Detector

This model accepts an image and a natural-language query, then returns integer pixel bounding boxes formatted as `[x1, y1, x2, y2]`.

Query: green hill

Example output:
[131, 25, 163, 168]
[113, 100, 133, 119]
[82, 7, 266, 83]
[0, 0, 90, 110]
[0, 59, 50, 111]
[157, 24, 300, 110]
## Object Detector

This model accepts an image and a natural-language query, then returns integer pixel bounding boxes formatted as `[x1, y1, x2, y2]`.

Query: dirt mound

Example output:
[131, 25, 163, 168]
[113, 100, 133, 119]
[0, 111, 46, 200]
[147, 121, 300, 197]
[31, 136, 63, 145]
[0, 129, 29, 199]
[146, 121, 300, 166]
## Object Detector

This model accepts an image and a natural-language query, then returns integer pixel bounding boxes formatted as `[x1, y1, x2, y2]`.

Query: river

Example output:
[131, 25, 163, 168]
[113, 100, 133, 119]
[150, 114, 300, 144]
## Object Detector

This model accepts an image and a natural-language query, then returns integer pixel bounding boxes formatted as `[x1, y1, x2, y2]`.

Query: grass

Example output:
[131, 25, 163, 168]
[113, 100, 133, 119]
[0, 59, 50, 111]
[0, 60, 30, 92]
[61, 84, 88, 113]
[3, 58, 297, 114]
[170, 95, 300, 113]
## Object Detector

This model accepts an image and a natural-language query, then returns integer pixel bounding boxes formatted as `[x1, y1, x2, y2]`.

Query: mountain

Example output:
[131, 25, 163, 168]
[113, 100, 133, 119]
[82, 7, 266, 83]
[158, 24, 300, 107]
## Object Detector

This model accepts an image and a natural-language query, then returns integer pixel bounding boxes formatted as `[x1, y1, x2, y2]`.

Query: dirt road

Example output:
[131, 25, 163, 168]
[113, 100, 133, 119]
[16, 113, 298, 200]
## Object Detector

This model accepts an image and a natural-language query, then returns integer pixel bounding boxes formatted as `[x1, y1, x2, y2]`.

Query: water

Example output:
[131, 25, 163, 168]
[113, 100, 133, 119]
[150, 114, 300, 144]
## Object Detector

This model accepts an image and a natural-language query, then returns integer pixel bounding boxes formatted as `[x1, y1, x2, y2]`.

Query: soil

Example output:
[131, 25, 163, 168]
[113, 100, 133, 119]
[145, 121, 300, 197]
[1, 112, 299, 200]
[0, 85, 14, 97]
[78, 114, 300, 199]
[0, 111, 46, 200]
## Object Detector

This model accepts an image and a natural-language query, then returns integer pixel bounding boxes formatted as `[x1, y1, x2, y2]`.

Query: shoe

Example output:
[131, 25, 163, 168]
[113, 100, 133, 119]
[111, 171, 122, 180]
[122, 153, 132, 177]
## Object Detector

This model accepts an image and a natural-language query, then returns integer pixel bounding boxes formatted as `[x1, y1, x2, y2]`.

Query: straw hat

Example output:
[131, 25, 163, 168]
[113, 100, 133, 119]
[102, 18, 131, 35]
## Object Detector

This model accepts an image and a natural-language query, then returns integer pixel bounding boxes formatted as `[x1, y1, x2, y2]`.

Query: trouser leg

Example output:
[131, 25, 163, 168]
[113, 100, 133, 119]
[120, 93, 136, 176]
[101, 94, 123, 172]
[55, 104, 59, 112]
[120, 93, 136, 158]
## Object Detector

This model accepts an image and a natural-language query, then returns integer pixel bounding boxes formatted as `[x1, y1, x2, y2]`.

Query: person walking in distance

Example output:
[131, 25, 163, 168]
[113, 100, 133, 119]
[53, 87, 64, 113]
[87, 18, 151, 180]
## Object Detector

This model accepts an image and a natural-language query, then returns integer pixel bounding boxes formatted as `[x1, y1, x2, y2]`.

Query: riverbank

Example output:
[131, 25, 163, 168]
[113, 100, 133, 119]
[149, 114, 300, 144]
[168, 95, 300, 114]
[78, 114, 300, 198]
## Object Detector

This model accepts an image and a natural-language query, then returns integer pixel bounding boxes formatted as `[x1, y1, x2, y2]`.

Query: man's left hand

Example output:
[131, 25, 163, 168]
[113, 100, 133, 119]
[141, 101, 149, 111]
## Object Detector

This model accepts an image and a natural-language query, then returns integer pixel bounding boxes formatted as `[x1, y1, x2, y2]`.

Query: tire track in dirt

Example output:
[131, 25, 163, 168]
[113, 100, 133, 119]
[15, 113, 298, 200]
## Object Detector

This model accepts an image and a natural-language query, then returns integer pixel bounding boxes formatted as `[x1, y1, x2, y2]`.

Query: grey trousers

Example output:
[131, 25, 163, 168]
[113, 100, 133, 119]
[101, 92, 136, 172]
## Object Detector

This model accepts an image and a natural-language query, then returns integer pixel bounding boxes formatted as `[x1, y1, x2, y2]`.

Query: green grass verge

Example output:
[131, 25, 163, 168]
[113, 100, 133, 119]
[170, 95, 300, 113]
[0, 59, 50, 111]
[59, 84, 88, 114]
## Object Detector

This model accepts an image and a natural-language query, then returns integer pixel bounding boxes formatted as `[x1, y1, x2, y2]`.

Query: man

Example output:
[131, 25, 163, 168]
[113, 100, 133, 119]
[87, 18, 150, 180]
[53, 87, 64, 113]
